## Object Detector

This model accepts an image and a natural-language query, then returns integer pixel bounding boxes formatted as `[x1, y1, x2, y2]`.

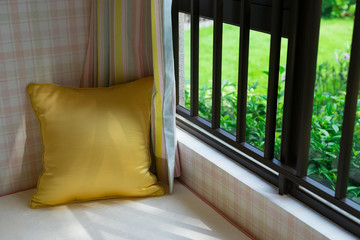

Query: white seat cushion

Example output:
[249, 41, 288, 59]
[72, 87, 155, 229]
[0, 181, 252, 240]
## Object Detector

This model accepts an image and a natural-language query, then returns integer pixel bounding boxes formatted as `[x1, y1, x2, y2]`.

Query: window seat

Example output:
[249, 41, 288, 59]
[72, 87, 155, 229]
[0, 181, 253, 240]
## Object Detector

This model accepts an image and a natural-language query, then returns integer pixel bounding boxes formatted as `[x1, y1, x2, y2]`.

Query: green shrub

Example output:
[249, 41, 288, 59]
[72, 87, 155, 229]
[184, 48, 360, 202]
[322, 0, 356, 18]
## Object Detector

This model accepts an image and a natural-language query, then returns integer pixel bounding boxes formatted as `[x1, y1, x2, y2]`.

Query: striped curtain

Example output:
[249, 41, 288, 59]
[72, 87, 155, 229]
[81, 0, 153, 87]
[82, 0, 180, 192]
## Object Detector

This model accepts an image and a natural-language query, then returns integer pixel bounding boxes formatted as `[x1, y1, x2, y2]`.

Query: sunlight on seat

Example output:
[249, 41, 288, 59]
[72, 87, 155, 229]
[122, 200, 212, 231]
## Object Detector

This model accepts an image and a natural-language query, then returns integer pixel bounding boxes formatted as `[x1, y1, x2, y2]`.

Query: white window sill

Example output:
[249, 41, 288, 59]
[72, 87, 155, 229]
[176, 126, 358, 240]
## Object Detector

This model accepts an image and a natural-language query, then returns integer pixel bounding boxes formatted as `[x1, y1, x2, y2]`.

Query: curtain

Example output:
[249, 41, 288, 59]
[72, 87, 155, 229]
[82, 0, 180, 193]
[151, 0, 181, 193]
[81, 0, 154, 87]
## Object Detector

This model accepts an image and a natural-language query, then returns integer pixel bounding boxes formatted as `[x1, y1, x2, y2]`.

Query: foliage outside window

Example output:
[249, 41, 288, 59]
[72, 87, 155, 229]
[181, 8, 359, 203]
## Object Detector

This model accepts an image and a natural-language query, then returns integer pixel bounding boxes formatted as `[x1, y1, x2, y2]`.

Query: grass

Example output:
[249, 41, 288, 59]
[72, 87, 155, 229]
[183, 17, 355, 95]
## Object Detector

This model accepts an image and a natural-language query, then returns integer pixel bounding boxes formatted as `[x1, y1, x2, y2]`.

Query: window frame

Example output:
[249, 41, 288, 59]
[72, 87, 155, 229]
[172, 0, 360, 237]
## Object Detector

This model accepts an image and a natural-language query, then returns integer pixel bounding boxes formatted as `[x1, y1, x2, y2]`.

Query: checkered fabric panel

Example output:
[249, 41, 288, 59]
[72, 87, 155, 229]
[0, 0, 91, 196]
[178, 141, 330, 240]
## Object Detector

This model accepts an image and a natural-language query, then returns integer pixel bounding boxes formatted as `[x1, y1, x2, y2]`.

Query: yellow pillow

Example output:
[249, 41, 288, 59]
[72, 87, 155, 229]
[27, 77, 164, 208]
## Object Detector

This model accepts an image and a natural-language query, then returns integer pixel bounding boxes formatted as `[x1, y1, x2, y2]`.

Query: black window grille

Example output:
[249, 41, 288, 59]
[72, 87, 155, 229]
[172, 0, 360, 236]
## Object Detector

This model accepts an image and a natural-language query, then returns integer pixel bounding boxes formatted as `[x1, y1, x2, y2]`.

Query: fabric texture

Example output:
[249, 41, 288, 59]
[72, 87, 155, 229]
[27, 77, 164, 208]
[0, 0, 91, 196]
[82, 0, 180, 193]
[81, 0, 154, 87]
[151, 0, 180, 193]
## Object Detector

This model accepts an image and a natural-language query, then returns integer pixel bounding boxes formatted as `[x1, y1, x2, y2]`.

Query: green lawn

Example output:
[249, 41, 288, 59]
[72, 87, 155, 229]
[183, 17, 355, 95]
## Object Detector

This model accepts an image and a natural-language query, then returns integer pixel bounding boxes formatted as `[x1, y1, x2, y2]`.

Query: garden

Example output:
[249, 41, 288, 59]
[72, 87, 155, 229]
[181, 1, 360, 203]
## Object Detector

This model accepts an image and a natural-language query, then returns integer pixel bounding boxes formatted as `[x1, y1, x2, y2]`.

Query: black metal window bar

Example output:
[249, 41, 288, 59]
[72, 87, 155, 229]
[172, 0, 360, 236]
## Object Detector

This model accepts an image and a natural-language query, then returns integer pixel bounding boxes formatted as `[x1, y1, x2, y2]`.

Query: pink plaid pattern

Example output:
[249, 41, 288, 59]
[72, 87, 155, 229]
[178, 140, 334, 240]
[0, 0, 91, 196]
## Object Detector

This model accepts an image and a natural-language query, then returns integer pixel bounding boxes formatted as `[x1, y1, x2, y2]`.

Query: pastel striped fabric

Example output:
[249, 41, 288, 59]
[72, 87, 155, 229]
[81, 0, 154, 87]
[0, 0, 91, 196]
[151, 0, 181, 193]
[81, 0, 180, 192]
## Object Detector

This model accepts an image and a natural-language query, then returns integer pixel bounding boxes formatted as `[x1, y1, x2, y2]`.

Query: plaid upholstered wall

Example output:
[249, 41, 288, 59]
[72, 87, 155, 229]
[0, 0, 91, 196]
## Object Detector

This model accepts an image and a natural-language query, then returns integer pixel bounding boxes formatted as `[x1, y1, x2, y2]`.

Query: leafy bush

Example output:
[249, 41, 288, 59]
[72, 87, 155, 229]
[183, 48, 360, 202]
[322, 0, 356, 18]
[309, 48, 359, 198]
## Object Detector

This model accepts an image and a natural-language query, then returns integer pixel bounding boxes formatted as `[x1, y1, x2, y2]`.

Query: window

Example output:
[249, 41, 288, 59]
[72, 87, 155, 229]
[172, 0, 360, 237]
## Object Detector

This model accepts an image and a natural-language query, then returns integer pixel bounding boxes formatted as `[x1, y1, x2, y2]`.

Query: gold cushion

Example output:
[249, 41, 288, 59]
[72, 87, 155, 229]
[27, 77, 164, 208]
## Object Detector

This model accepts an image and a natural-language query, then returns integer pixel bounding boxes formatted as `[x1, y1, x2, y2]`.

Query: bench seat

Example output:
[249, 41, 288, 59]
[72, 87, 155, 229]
[0, 181, 252, 240]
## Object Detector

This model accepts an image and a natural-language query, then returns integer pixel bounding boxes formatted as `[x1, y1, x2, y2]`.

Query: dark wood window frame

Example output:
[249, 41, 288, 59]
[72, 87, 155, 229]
[172, 0, 360, 236]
